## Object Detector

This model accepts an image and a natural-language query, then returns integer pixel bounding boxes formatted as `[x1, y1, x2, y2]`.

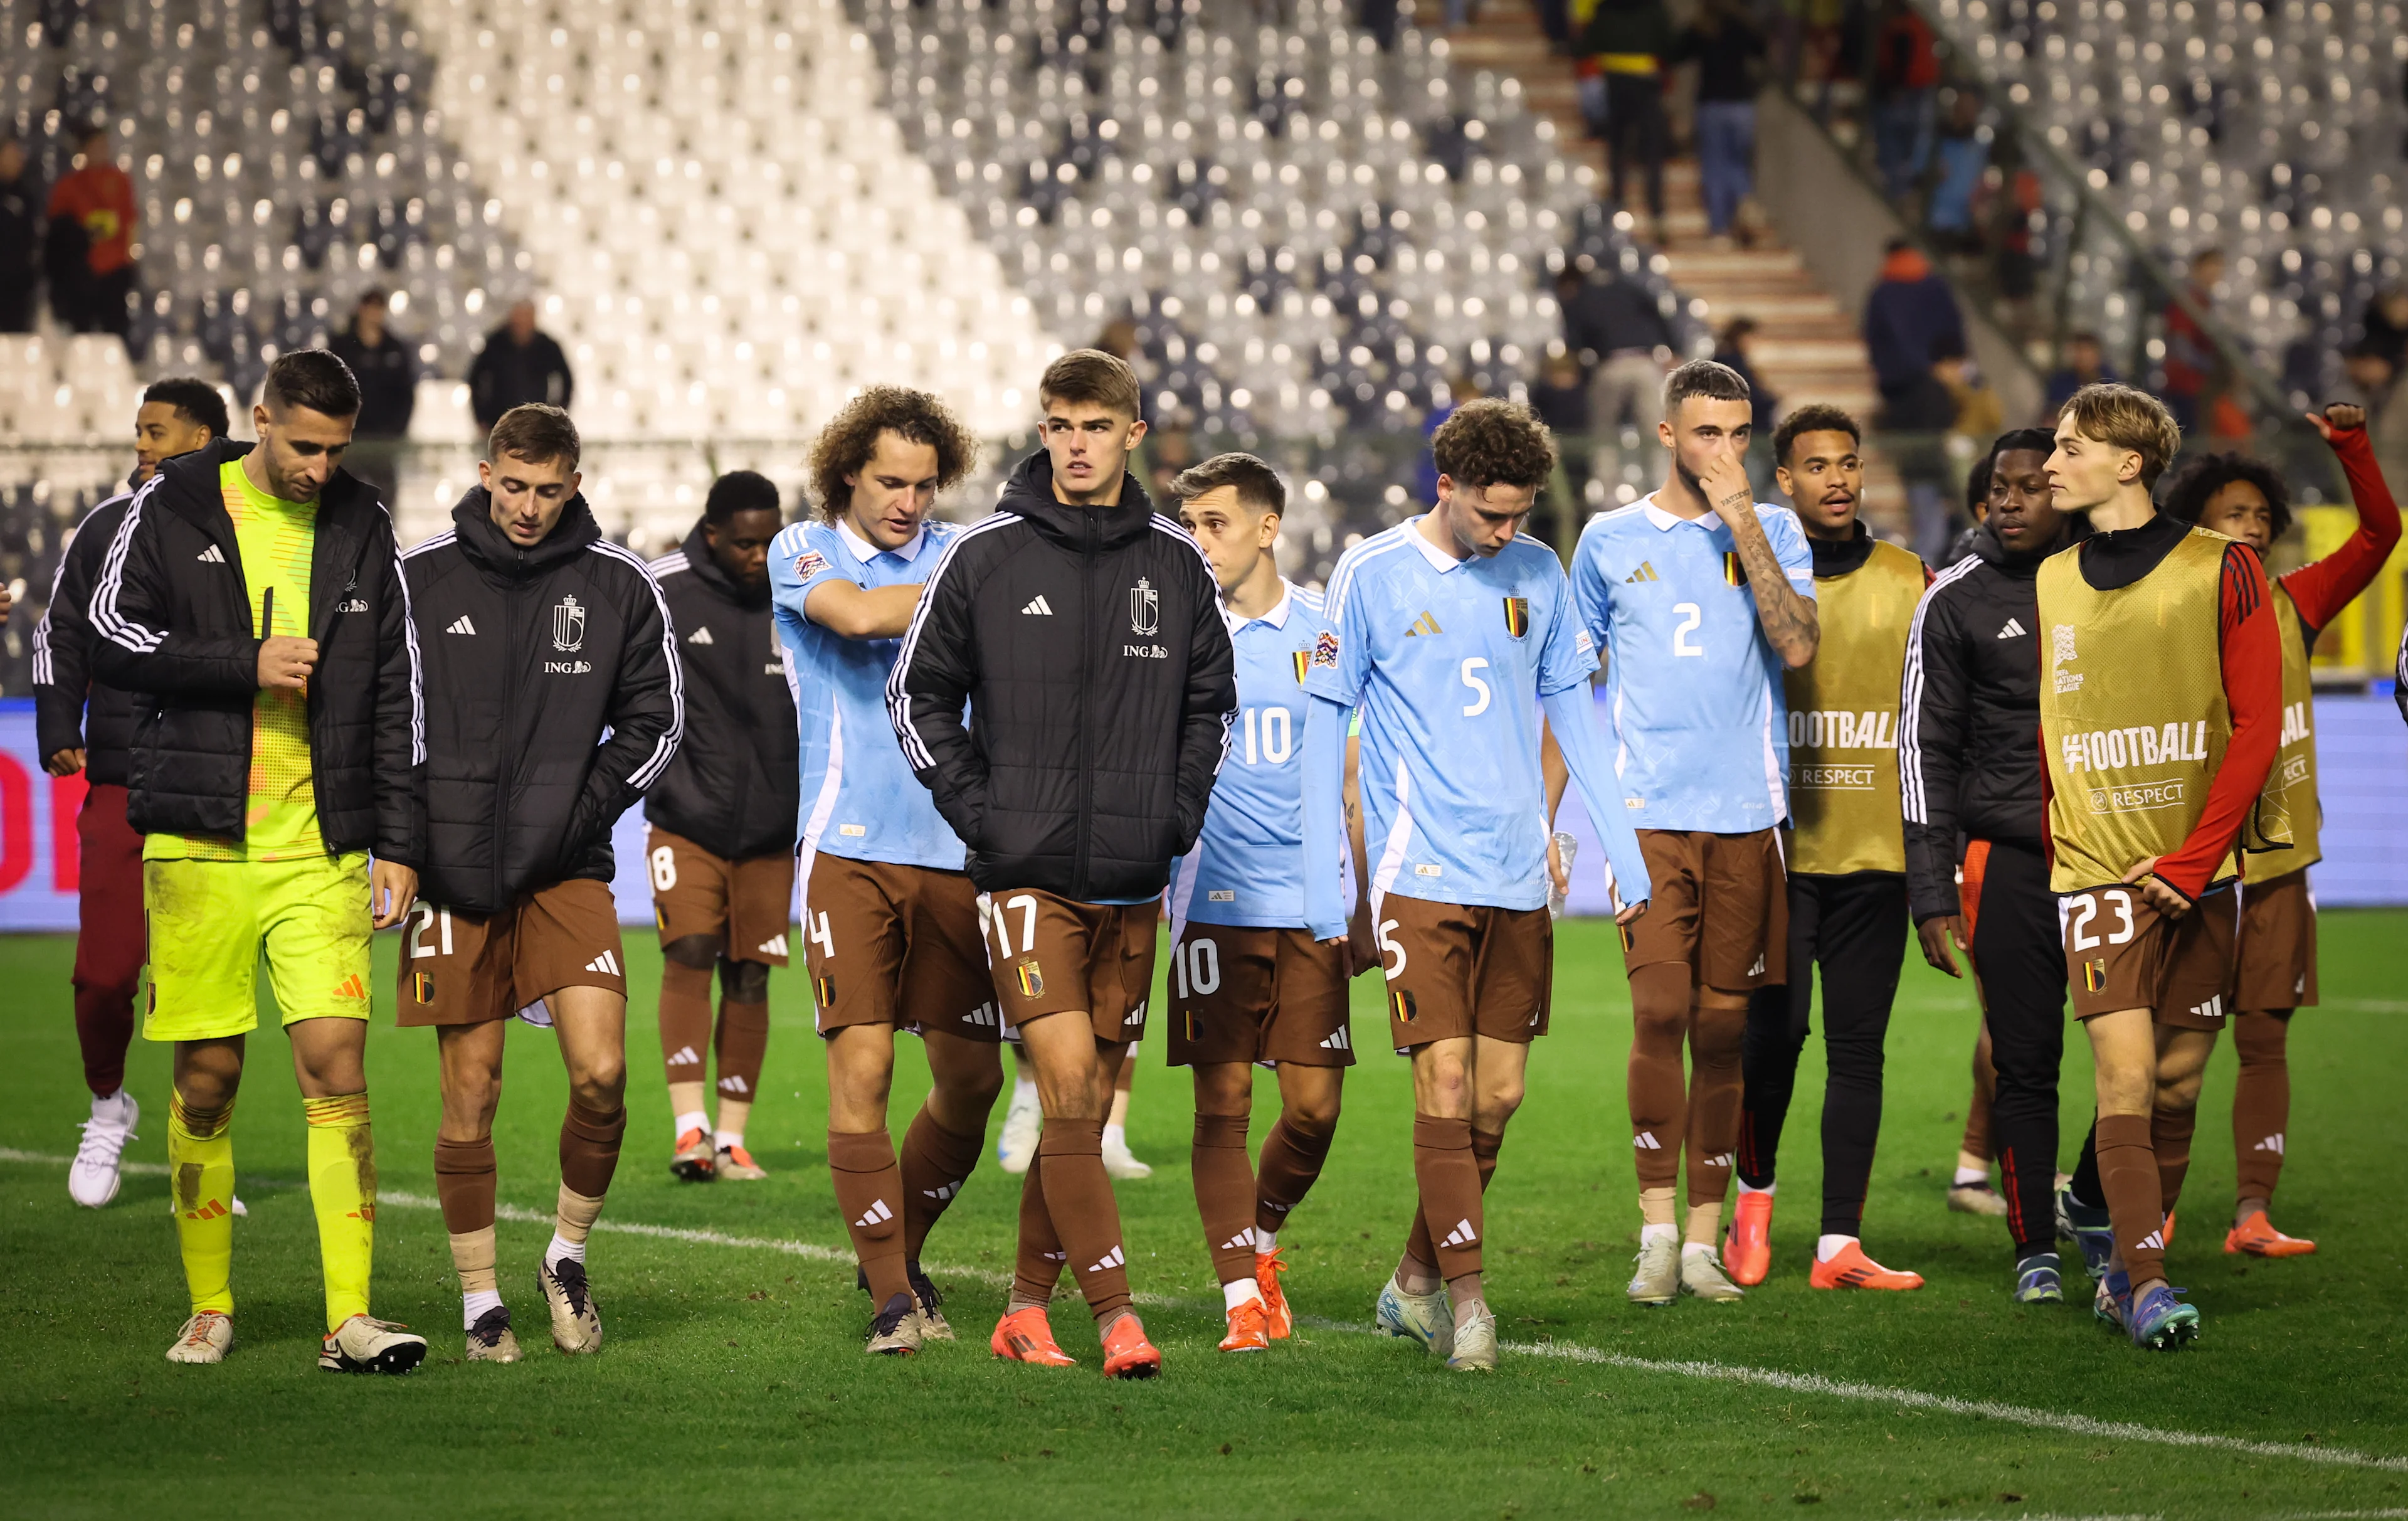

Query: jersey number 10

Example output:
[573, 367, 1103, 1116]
[1240, 706, 1294, 765]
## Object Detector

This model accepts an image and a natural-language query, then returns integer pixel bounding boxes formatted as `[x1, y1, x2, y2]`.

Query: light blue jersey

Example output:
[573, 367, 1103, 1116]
[1305, 519, 1597, 913]
[1170, 581, 1334, 932]
[1570, 494, 1815, 834]
[771, 517, 966, 872]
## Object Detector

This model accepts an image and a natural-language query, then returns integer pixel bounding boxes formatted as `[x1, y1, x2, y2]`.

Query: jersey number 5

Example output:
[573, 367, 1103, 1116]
[1460, 657, 1492, 717]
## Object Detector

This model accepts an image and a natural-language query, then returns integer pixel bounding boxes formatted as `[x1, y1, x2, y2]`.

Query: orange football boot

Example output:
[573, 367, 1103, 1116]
[1724, 1189, 1774, 1286]
[2162, 1209, 2177, 1249]
[2224, 1211, 2316, 1257]
[1254, 1249, 1293, 1339]
[1218, 1298, 1270, 1353]
[1100, 1313, 1163, 1379]
[1808, 1239, 1926, 1291]
[990, 1307, 1077, 1367]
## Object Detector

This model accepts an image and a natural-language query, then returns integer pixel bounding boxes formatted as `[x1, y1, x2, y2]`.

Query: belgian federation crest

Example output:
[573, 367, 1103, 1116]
[1291, 649, 1311, 683]
[1722, 551, 1748, 588]
[1129, 577, 1160, 636]
[552, 594, 587, 652]
[1501, 596, 1531, 639]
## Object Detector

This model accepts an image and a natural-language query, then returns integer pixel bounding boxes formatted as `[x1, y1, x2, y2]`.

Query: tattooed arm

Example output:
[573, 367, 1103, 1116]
[1701, 447, 1819, 667]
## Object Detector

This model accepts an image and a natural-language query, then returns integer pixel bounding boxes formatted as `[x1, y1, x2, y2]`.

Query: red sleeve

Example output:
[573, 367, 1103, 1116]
[2152, 545, 2281, 900]
[2279, 426, 2402, 632]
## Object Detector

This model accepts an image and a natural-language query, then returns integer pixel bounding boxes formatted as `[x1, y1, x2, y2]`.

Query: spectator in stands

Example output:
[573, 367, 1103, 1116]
[2360, 286, 2408, 371]
[467, 297, 573, 431]
[2333, 344, 2408, 489]
[2159, 246, 2223, 433]
[1531, 346, 1592, 502]
[1556, 264, 1674, 433]
[2042, 329, 2117, 418]
[329, 289, 418, 503]
[1863, 237, 1965, 418]
[45, 124, 137, 344]
[132, 378, 230, 487]
[1926, 90, 1988, 248]
[1672, 0, 1766, 244]
[1871, 1, 1941, 200]
[1933, 338, 2003, 443]
[0, 135, 38, 334]
[1578, 0, 1674, 239]
[1714, 317, 1778, 438]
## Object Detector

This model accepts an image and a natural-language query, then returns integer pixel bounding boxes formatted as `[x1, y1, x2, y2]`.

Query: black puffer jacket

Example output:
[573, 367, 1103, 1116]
[887, 452, 1237, 901]
[34, 490, 143, 786]
[643, 521, 798, 861]
[85, 442, 423, 861]
[1900, 521, 2052, 923]
[403, 490, 683, 913]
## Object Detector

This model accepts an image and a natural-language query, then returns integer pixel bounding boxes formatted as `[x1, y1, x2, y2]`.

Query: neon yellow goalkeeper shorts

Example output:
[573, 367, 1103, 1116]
[143, 852, 376, 1042]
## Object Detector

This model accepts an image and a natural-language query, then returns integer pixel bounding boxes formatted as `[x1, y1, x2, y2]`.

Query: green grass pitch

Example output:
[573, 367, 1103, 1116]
[2, 913, 2404, 1519]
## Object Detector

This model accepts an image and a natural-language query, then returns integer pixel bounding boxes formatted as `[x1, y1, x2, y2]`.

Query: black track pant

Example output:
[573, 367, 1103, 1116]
[1964, 838, 2068, 1259]
[1738, 871, 1909, 1237]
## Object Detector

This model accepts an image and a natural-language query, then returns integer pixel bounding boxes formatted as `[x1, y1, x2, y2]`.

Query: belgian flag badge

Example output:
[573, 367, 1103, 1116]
[2082, 959, 2110, 994]
[1292, 649, 1311, 683]
[1388, 988, 1418, 1024]
[1501, 596, 1531, 639]
[1015, 960, 1046, 999]
[815, 974, 838, 1008]
[1723, 551, 1748, 588]
[412, 972, 436, 1004]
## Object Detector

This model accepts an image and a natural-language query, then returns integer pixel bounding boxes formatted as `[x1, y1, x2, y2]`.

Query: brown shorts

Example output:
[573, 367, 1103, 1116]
[1618, 828, 1787, 990]
[1377, 893, 1551, 1052]
[1163, 923, 1354, 1068]
[985, 888, 1157, 1046]
[647, 826, 795, 965]
[804, 853, 998, 1042]
[2236, 867, 2318, 1012]
[396, 879, 626, 1027]
[2060, 882, 2239, 1027]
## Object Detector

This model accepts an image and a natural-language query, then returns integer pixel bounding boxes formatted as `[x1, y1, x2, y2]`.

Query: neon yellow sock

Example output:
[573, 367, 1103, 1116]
[303, 1093, 376, 1332]
[169, 1096, 236, 1317]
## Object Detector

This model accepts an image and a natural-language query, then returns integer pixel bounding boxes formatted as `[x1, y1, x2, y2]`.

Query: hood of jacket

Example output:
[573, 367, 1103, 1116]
[996, 449, 1159, 554]
[450, 486, 603, 579]
[677, 518, 771, 610]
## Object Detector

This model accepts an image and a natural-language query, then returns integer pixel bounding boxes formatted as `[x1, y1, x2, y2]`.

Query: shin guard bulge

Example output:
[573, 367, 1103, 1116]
[169, 1096, 236, 1317]
[2152, 1102, 2199, 1216]
[1626, 962, 1692, 1190]
[1684, 1000, 1748, 1211]
[1405, 1124, 1502, 1266]
[2231, 1010, 2291, 1206]
[828, 1128, 911, 1303]
[1411, 1113, 1483, 1283]
[1011, 1151, 1068, 1308]
[1254, 1111, 1338, 1237]
[1191, 1112, 1256, 1284]
[302, 1093, 376, 1330]
[2094, 1113, 2166, 1284]
[657, 959, 714, 1094]
[899, 1106, 986, 1260]
[713, 997, 771, 1126]
[1037, 1118, 1134, 1324]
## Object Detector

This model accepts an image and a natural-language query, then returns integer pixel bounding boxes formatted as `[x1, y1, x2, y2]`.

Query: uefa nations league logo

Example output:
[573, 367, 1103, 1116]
[1129, 577, 1160, 637]
[552, 595, 586, 652]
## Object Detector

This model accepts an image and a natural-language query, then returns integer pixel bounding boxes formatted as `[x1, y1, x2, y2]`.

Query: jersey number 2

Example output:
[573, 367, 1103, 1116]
[1672, 603, 1703, 657]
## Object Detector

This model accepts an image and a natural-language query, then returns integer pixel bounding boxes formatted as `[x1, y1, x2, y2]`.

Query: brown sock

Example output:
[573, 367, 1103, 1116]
[1963, 1022, 1998, 1162]
[1627, 962, 1692, 1191]
[828, 1128, 911, 1304]
[899, 1105, 985, 1261]
[1404, 1124, 1503, 1268]
[1192, 1112, 1256, 1285]
[1412, 1113, 1483, 1282]
[433, 1135, 498, 1234]
[1254, 1111, 1337, 1237]
[1010, 1150, 1066, 1310]
[714, 997, 770, 1110]
[1037, 1118, 1133, 1324]
[1684, 1000, 1747, 1209]
[2152, 1102, 2199, 1216]
[658, 960, 714, 1088]
[559, 1100, 626, 1200]
[2232, 1010, 2290, 1212]
[2094, 1113, 2165, 1284]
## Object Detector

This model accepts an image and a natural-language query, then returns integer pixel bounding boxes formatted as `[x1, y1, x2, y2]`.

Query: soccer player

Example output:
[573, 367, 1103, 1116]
[1731, 405, 1929, 1290]
[1303, 398, 1652, 1371]
[400, 405, 683, 1362]
[2034, 382, 2283, 1350]
[645, 470, 798, 1184]
[889, 349, 1237, 1379]
[2155, 406, 2399, 1256]
[1901, 428, 2084, 1301]
[36, 377, 228, 1207]
[87, 350, 425, 1371]
[1165, 452, 1356, 1353]
[1568, 359, 1815, 1308]
[771, 386, 1002, 1355]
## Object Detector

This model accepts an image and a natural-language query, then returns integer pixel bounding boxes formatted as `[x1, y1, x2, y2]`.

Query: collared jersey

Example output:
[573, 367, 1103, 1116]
[1306, 519, 1597, 913]
[1571, 493, 1815, 834]
[1171, 580, 1334, 931]
[771, 517, 966, 873]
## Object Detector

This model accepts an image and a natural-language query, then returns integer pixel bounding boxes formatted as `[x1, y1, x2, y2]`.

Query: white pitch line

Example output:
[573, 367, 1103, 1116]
[6, 1145, 2402, 1474]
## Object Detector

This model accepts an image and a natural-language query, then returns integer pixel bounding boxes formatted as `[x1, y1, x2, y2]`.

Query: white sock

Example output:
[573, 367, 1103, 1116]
[1816, 1233, 1857, 1263]
[1738, 1179, 1775, 1197]
[1640, 1222, 1677, 1249]
[673, 1109, 710, 1142]
[1103, 1121, 1129, 1150]
[547, 1231, 586, 1268]
[462, 1289, 504, 1330]
[1011, 1078, 1037, 1107]
[1953, 1165, 1989, 1187]
[1222, 1278, 1264, 1311]
[1256, 1228, 1279, 1254]
[1681, 1239, 1716, 1262]
[716, 1129, 744, 1153]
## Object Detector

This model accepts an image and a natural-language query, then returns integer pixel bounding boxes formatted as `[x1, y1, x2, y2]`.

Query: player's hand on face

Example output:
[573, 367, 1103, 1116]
[2308, 405, 2365, 440]
[257, 635, 319, 691]
[1918, 914, 1967, 978]
[371, 860, 420, 930]
[1613, 898, 1647, 926]
[44, 748, 86, 778]
[1699, 445, 1755, 520]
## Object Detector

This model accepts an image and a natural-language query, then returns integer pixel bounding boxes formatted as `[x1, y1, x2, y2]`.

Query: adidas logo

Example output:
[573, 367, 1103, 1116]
[583, 949, 622, 976]
[2188, 994, 2226, 1022]
[1624, 561, 1661, 583]
[1318, 1025, 1352, 1051]
[1439, 1218, 1478, 1248]
[965, 1002, 1001, 1029]
[922, 1182, 962, 1202]
[1633, 1132, 1662, 1150]
[665, 1044, 702, 1068]
[332, 973, 367, 1001]
[446, 615, 477, 635]
[2253, 1133, 2286, 1155]
[1087, 1244, 1125, 1273]
[2136, 1229, 2165, 1251]
[758, 934, 789, 957]
[687, 626, 714, 645]
[853, 1199, 894, 1227]
[1219, 1229, 1256, 1252]
[1746, 955, 1766, 978]
[184, 1199, 231, 1220]
[719, 1076, 750, 1095]
[197, 544, 226, 563]
[1997, 617, 2028, 639]
[1022, 595, 1055, 616]
[1703, 1152, 1734, 1169]
[1405, 611, 1442, 637]
[1042, 1249, 1067, 1263]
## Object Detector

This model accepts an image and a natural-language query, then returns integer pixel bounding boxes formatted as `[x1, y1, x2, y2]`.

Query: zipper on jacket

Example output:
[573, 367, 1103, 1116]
[1073, 512, 1099, 899]
[493, 577, 521, 909]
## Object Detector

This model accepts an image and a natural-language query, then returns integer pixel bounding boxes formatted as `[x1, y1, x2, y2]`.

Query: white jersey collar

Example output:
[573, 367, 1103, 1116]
[1224, 579, 1296, 633]
[1408, 514, 1471, 573]
[837, 516, 929, 564]
[1642, 493, 1723, 533]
